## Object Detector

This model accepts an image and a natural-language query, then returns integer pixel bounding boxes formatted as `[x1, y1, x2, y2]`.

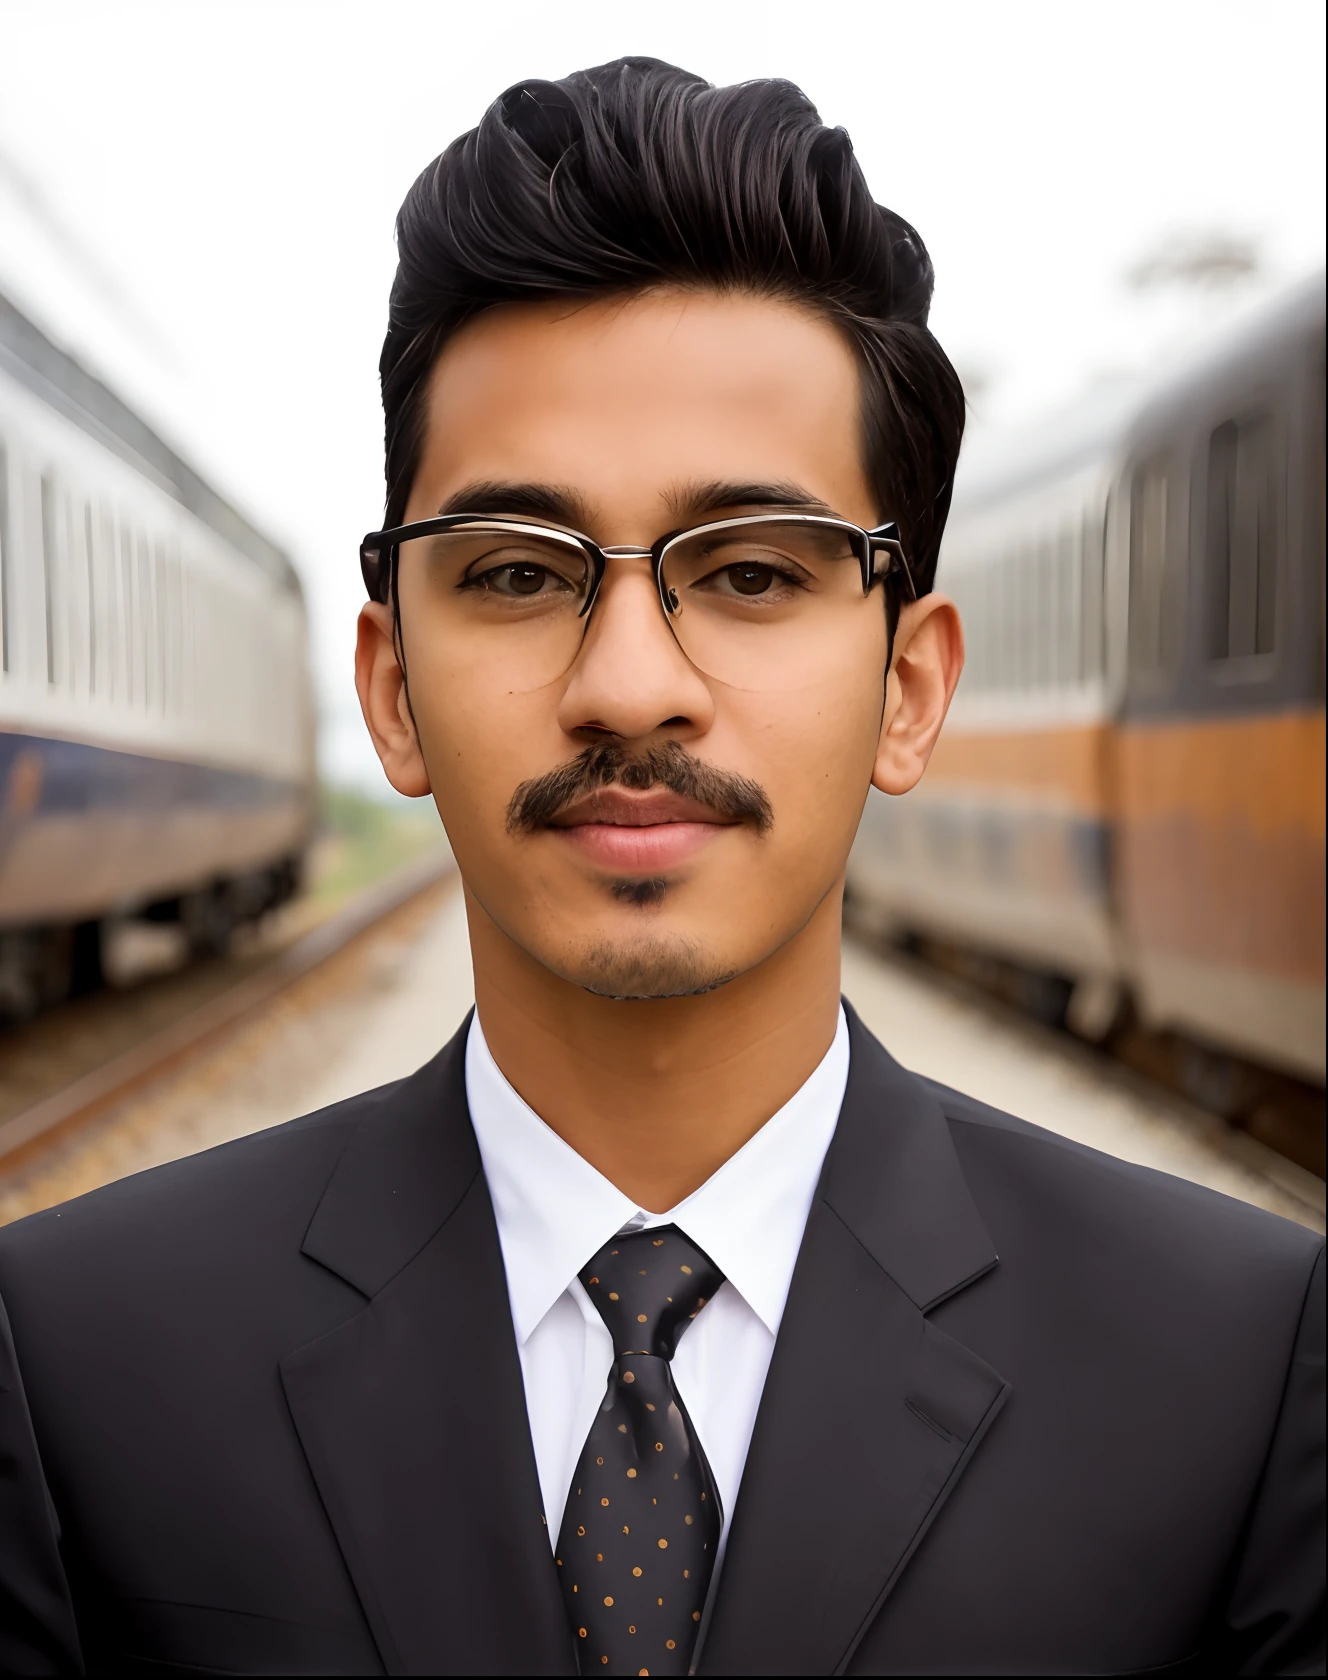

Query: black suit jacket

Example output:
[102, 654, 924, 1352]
[0, 1008, 1322, 1676]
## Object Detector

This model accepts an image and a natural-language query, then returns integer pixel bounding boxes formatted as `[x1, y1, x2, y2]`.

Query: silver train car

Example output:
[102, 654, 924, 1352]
[850, 276, 1325, 1093]
[0, 291, 315, 1015]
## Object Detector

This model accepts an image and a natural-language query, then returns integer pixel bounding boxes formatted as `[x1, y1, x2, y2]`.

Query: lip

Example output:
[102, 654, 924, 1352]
[547, 787, 740, 872]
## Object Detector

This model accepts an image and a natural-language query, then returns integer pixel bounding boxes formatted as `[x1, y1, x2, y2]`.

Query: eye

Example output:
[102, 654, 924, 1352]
[487, 562, 562, 596]
[461, 547, 584, 598]
[725, 563, 777, 596]
[689, 547, 807, 600]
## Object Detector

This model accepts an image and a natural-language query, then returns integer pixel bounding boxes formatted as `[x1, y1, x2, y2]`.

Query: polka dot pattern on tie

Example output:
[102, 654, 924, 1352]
[555, 1225, 724, 1677]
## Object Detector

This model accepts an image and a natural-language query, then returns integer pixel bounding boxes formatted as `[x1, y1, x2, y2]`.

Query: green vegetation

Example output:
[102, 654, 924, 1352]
[308, 785, 448, 909]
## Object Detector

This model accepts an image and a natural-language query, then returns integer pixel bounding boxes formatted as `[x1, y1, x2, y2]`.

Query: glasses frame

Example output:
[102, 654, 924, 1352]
[360, 512, 917, 621]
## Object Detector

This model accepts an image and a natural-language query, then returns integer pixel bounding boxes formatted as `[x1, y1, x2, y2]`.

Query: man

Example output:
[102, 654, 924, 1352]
[0, 57, 1321, 1679]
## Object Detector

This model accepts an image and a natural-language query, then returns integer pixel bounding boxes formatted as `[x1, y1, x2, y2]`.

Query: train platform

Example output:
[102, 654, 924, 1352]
[1, 871, 1320, 1235]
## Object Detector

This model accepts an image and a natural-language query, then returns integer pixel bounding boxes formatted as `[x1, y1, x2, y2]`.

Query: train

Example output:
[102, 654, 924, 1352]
[0, 289, 315, 1017]
[850, 275, 1325, 1107]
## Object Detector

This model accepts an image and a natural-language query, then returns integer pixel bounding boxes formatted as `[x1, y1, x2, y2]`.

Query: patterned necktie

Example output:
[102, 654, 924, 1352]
[556, 1225, 725, 1677]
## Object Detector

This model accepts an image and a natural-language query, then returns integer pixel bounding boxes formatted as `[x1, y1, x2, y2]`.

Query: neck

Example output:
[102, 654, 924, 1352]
[465, 885, 844, 1211]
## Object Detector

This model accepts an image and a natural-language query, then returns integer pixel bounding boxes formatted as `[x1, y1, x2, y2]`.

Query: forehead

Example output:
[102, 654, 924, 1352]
[410, 289, 873, 525]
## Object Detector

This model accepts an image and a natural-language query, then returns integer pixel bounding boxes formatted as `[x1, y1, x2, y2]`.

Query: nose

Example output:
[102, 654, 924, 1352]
[557, 557, 716, 742]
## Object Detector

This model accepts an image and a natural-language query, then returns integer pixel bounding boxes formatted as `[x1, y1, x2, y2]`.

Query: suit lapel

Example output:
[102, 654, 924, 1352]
[279, 1018, 574, 1677]
[699, 1007, 1010, 1676]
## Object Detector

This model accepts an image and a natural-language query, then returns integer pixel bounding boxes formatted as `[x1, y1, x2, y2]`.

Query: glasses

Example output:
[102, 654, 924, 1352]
[360, 512, 915, 691]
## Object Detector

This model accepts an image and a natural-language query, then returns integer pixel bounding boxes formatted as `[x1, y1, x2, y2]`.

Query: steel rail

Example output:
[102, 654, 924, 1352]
[0, 849, 455, 1168]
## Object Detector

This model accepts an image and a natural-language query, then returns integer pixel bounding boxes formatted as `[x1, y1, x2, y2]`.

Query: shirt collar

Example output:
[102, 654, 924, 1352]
[466, 1007, 849, 1345]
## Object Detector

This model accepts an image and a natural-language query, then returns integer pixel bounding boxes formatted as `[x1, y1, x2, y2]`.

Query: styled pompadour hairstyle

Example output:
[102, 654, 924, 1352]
[379, 56, 964, 595]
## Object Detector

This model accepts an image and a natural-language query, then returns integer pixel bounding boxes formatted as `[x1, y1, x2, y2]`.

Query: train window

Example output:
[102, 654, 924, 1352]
[1046, 534, 1061, 687]
[954, 565, 977, 691]
[40, 474, 58, 686]
[135, 534, 151, 709]
[100, 506, 120, 702]
[161, 540, 177, 713]
[1022, 543, 1037, 689]
[984, 559, 1000, 692]
[1058, 521, 1080, 686]
[1026, 543, 1040, 689]
[1080, 507, 1107, 682]
[0, 440, 9, 675]
[62, 489, 84, 698]
[1023, 544, 1038, 688]
[1002, 551, 1015, 691]
[1207, 413, 1277, 662]
[1129, 457, 1182, 680]
[152, 539, 169, 712]
[976, 561, 994, 693]
[1037, 536, 1055, 688]
[83, 503, 97, 696]
[1019, 544, 1034, 688]
[996, 550, 1012, 692]
[120, 520, 138, 705]
[179, 549, 194, 717]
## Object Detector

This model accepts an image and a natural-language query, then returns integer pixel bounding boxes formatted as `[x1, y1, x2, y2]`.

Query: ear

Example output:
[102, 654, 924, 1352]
[354, 603, 432, 798]
[872, 593, 964, 796]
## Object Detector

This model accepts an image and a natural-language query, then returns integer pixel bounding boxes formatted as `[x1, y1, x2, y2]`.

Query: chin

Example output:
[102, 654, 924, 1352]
[558, 932, 742, 1002]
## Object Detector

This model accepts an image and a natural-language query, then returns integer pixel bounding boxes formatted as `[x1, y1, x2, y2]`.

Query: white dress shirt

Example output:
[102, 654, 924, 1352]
[465, 1007, 849, 1553]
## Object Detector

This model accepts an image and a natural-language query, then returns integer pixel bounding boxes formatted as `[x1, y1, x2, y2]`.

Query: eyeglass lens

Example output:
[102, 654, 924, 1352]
[393, 518, 885, 692]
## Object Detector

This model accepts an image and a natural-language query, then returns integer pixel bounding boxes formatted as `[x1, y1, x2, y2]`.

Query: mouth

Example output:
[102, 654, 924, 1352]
[546, 787, 741, 871]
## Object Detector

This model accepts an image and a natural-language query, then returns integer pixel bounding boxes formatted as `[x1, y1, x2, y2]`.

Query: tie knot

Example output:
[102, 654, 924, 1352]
[579, 1225, 724, 1360]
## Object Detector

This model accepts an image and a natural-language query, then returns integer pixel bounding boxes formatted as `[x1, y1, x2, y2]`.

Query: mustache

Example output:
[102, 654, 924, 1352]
[506, 740, 774, 836]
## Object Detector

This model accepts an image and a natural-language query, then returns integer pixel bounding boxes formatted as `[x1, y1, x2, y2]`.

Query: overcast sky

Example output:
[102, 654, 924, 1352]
[1, 0, 1323, 790]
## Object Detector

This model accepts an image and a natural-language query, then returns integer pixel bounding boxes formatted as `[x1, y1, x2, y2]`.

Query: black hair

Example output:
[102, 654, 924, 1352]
[379, 56, 964, 596]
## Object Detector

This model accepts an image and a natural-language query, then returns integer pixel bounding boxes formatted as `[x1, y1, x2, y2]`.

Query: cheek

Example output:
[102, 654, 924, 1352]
[396, 619, 542, 824]
[417, 682, 542, 799]
[730, 648, 886, 831]
[757, 615, 887, 758]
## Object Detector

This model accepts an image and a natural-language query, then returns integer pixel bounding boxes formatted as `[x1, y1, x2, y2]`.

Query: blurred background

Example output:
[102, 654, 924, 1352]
[0, 0, 1323, 1215]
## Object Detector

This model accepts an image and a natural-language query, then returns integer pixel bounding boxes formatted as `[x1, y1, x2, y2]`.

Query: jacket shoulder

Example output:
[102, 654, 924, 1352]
[0, 1075, 409, 1280]
[924, 1074, 1324, 1274]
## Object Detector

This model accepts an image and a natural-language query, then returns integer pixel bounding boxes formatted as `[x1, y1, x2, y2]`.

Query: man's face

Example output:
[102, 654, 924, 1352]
[373, 289, 922, 998]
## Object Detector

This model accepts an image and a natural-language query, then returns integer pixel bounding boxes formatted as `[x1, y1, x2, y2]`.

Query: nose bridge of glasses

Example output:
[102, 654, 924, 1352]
[580, 544, 677, 627]
[571, 550, 700, 691]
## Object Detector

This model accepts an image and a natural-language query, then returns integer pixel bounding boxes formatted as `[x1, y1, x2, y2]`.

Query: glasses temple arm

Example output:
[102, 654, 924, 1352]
[868, 524, 918, 602]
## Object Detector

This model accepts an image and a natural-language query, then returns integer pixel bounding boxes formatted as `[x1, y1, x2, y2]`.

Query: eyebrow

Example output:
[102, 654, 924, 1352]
[435, 480, 594, 530]
[434, 476, 842, 533]
[664, 479, 841, 520]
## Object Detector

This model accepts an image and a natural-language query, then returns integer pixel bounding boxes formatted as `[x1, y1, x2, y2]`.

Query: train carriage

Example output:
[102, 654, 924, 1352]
[849, 276, 1326, 1091]
[0, 290, 315, 1015]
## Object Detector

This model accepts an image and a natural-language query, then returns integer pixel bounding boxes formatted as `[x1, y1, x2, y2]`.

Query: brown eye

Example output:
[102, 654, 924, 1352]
[726, 563, 775, 596]
[504, 564, 548, 595]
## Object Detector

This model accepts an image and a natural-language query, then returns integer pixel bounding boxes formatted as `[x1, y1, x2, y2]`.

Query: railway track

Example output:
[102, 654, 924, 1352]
[0, 850, 454, 1175]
